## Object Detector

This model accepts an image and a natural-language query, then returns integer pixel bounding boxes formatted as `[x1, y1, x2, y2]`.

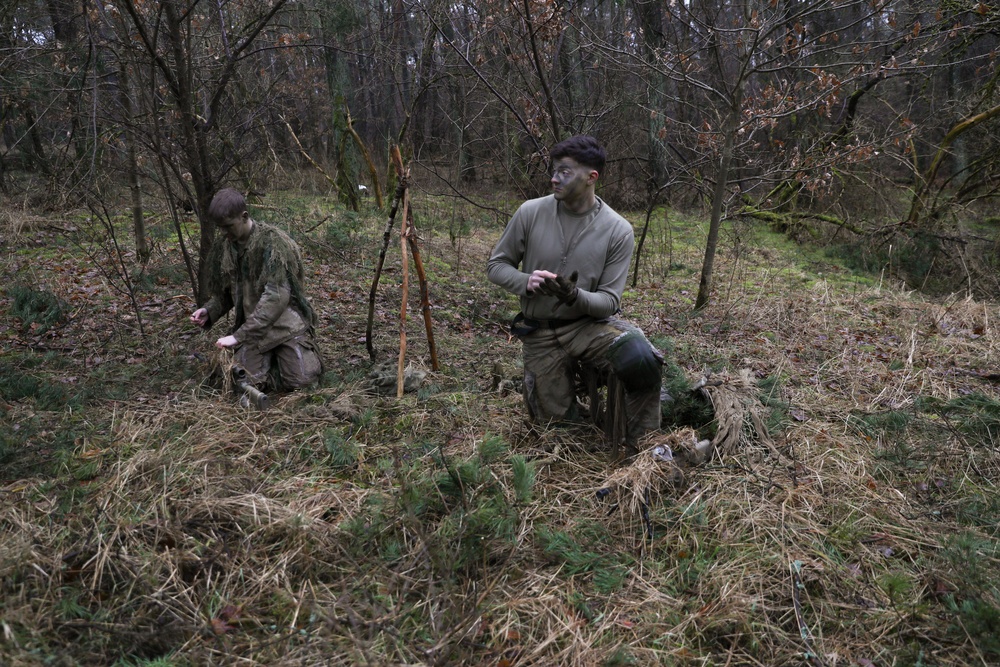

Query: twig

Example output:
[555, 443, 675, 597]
[282, 117, 338, 192]
[404, 215, 439, 372]
[365, 157, 406, 361]
[790, 560, 826, 666]
[398, 189, 410, 399]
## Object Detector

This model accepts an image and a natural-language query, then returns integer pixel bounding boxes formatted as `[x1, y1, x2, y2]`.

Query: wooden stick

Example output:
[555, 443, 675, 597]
[397, 186, 411, 399]
[368, 145, 439, 377]
[365, 171, 406, 361]
[404, 215, 439, 371]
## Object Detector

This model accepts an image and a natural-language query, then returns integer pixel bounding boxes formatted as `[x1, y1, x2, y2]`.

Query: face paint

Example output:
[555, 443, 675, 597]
[550, 158, 595, 206]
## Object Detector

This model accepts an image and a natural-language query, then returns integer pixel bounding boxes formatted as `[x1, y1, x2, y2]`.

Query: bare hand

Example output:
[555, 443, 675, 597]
[527, 270, 557, 293]
[215, 335, 238, 349]
[190, 308, 209, 327]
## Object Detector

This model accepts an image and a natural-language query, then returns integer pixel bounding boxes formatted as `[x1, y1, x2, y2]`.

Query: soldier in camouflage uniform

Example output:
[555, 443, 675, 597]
[190, 188, 323, 392]
[487, 136, 662, 448]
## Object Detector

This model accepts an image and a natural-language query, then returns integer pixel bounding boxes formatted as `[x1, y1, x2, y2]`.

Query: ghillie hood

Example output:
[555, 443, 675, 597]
[207, 221, 317, 327]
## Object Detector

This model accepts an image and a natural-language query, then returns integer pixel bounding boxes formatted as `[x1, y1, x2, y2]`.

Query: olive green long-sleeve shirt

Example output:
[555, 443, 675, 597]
[486, 195, 634, 321]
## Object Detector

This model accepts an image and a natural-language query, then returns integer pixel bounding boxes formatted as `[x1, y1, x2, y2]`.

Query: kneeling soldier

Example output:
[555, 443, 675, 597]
[190, 188, 323, 398]
[486, 136, 662, 450]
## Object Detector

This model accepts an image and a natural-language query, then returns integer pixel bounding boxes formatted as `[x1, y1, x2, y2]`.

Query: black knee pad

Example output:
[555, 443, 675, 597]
[608, 331, 663, 393]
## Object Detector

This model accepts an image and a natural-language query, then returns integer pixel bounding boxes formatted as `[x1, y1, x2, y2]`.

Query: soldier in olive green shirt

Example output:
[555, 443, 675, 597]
[487, 136, 662, 451]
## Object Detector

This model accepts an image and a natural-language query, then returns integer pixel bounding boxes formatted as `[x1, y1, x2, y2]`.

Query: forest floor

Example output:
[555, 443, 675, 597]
[2, 188, 1000, 666]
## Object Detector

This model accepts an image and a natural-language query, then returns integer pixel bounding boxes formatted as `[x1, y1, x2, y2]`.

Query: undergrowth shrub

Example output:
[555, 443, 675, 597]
[134, 262, 187, 292]
[537, 521, 631, 595]
[918, 393, 1000, 446]
[825, 231, 968, 295]
[656, 338, 714, 434]
[323, 211, 362, 249]
[323, 427, 359, 469]
[758, 373, 791, 434]
[947, 597, 1000, 657]
[939, 532, 1000, 657]
[849, 409, 913, 441]
[0, 359, 78, 410]
[9, 284, 66, 332]
[339, 435, 532, 576]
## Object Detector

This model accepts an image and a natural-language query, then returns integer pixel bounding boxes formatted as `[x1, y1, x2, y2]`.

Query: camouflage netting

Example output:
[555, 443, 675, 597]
[596, 370, 777, 548]
[694, 368, 775, 461]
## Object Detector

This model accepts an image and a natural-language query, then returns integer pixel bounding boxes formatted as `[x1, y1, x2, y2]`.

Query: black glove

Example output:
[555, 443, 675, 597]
[539, 271, 579, 306]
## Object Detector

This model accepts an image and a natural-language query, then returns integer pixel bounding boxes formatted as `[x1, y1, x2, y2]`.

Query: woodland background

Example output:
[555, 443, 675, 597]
[2, 0, 1000, 665]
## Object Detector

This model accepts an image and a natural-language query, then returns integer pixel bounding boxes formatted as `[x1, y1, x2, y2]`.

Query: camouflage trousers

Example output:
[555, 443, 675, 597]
[519, 317, 663, 445]
[236, 333, 323, 391]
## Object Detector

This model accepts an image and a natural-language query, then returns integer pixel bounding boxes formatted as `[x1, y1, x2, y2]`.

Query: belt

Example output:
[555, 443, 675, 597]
[525, 315, 586, 329]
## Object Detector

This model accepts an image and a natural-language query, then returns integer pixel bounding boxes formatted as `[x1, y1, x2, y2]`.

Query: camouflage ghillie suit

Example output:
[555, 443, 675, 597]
[200, 221, 322, 390]
[487, 195, 662, 445]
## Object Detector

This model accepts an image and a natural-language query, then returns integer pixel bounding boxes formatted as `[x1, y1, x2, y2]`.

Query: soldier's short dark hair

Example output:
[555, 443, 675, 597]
[208, 188, 247, 224]
[550, 135, 606, 175]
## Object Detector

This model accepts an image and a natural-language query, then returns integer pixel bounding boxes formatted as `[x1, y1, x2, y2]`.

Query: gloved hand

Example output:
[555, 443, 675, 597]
[537, 270, 579, 306]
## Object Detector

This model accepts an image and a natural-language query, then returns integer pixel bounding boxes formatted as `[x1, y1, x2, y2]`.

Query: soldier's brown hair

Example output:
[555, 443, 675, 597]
[208, 188, 248, 224]
[550, 135, 606, 175]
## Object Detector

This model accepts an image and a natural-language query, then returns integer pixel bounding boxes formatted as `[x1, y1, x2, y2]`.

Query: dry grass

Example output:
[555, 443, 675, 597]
[2, 194, 1000, 666]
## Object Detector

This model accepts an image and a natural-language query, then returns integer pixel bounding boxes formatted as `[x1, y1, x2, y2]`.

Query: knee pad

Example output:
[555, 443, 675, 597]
[608, 331, 663, 393]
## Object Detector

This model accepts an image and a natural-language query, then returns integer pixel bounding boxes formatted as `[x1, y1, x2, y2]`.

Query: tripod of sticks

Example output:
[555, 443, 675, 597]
[365, 145, 440, 397]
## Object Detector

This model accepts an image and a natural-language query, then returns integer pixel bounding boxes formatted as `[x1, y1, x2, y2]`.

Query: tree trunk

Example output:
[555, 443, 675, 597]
[120, 62, 148, 265]
[695, 109, 738, 310]
[906, 102, 1000, 225]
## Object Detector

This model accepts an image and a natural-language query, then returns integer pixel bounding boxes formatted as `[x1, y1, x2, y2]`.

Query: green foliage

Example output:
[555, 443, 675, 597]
[435, 459, 483, 499]
[933, 532, 1000, 656]
[323, 211, 362, 248]
[953, 493, 1000, 531]
[849, 409, 913, 440]
[592, 564, 629, 595]
[947, 597, 1000, 657]
[324, 428, 359, 469]
[758, 373, 791, 434]
[539, 527, 601, 574]
[511, 454, 536, 503]
[135, 262, 188, 292]
[338, 437, 525, 575]
[537, 522, 629, 594]
[397, 471, 436, 517]
[0, 359, 79, 410]
[825, 231, 963, 295]
[603, 647, 638, 666]
[878, 570, 914, 604]
[660, 360, 715, 435]
[340, 494, 388, 560]
[477, 434, 508, 463]
[112, 655, 187, 667]
[9, 284, 66, 333]
[918, 393, 1000, 446]
[939, 532, 998, 592]
[439, 489, 518, 572]
[55, 588, 92, 620]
